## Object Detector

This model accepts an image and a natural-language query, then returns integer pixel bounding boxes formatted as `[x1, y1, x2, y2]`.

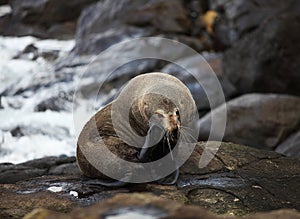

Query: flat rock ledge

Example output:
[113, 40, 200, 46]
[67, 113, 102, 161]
[0, 142, 299, 219]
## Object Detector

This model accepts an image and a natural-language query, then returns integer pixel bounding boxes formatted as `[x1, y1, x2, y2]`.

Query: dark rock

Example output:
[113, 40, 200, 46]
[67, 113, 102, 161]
[34, 91, 73, 112]
[0, 180, 76, 219]
[0, 96, 3, 109]
[78, 58, 166, 107]
[0, 0, 97, 39]
[2, 68, 75, 114]
[198, 94, 300, 151]
[46, 21, 77, 40]
[2, 66, 74, 97]
[161, 53, 236, 114]
[0, 156, 76, 184]
[10, 126, 24, 137]
[8, 125, 70, 141]
[0, 163, 46, 184]
[180, 142, 300, 215]
[0, 0, 8, 5]
[21, 156, 76, 170]
[22, 194, 300, 219]
[210, 0, 297, 49]
[49, 163, 81, 176]
[1, 142, 300, 218]
[14, 43, 60, 61]
[72, 37, 203, 106]
[13, 44, 39, 60]
[276, 130, 300, 157]
[222, 5, 300, 96]
[74, 0, 209, 55]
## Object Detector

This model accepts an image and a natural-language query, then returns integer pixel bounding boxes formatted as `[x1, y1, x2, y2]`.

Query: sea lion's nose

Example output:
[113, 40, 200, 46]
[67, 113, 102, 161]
[168, 114, 178, 131]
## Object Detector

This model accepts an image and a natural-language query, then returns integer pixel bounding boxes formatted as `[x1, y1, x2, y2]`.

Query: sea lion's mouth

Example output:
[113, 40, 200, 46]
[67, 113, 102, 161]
[148, 128, 179, 162]
[137, 122, 179, 163]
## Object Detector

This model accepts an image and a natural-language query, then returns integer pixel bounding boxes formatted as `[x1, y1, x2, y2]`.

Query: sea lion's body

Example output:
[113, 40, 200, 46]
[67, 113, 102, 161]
[77, 103, 138, 180]
[77, 73, 198, 186]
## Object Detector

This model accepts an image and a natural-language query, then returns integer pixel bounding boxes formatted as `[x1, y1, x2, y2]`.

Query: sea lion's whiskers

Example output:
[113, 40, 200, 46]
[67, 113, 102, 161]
[179, 130, 189, 144]
[166, 135, 174, 161]
[180, 127, 197, 142]
[166, 131, 172, 141]
[170, 131, 175, 140]
[180, 125, 195, 132]
[163, 136, 167, 153]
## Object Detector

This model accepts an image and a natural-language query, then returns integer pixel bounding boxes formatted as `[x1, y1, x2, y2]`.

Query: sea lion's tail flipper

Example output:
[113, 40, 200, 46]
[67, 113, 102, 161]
[137, 123, 165, 162]
[83, 172, 132, 187]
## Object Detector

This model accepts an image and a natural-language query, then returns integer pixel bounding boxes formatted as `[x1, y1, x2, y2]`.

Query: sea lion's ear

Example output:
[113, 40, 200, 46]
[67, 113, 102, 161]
[137, 123, 165, 162]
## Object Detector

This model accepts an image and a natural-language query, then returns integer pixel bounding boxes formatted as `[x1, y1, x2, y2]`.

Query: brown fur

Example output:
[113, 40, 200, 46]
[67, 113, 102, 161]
[76, 73, 197, 180]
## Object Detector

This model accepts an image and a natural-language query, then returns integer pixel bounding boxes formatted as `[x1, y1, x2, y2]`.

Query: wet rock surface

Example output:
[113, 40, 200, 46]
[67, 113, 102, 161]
[1, 142, 300, 218]
[198, 94, 300, 153]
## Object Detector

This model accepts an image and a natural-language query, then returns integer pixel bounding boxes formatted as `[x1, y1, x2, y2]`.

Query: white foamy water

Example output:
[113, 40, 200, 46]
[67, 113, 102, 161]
[0, 36, 77, 164]
[0, 108, 76, 163]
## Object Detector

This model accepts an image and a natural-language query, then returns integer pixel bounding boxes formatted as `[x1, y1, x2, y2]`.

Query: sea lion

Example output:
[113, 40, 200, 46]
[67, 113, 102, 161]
[77, 72, 198, 186]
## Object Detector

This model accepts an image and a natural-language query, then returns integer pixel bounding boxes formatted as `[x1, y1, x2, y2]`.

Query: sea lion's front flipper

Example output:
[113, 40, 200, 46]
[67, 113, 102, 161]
[86, 179, 127, 187]
[84, 172, 132, 187]
[156, 168, 179, 185]
[137, 123, 165, 162]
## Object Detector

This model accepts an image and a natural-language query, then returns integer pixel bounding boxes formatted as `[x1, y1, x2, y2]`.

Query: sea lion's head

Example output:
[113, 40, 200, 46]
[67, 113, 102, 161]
[113, 73, 198, 163]
[139, 93, 181, 134]
[130, 93, 182, 162]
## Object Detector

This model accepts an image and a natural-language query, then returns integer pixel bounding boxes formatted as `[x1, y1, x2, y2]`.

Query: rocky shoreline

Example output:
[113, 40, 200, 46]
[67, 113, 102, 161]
[1, 142, 300, 218]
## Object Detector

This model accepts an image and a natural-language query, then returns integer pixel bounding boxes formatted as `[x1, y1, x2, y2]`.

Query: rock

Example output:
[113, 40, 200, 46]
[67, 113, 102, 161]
[69, 41, 234, 111]
[71, 37, 205, 106]
[210, 0, 297, 49]
[75, 58, 166, 107]
[161, 53, 236, 114]
[0, 0, 97, 39]
[49, 163, 81, 176]
[23, 194, 300, 219]
[198, 94, 300, 151]
[21, 156, 76, 170]
[23, 193, 214, 219]
[180, 142, 300, 215]
[0, 156, 76, 184]
[1, 142, 300, 218]
[34, 91, 74, 112]
[222, 4, 300, 96]
[9, 124, 70, 140]
[0, 1, 9, 5]
[0, 182, 76, 219]
[74, 0, 210, 55]
[2, 64, 75, 111]
[0, 163, 46, 184]
[276, 130, 300, 157]
[14, 43, 60, 61]
[13, 44, 39, 60]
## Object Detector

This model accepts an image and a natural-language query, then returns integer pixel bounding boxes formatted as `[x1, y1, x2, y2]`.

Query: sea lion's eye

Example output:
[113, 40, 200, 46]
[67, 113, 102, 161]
[175, 109, 180, 116]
